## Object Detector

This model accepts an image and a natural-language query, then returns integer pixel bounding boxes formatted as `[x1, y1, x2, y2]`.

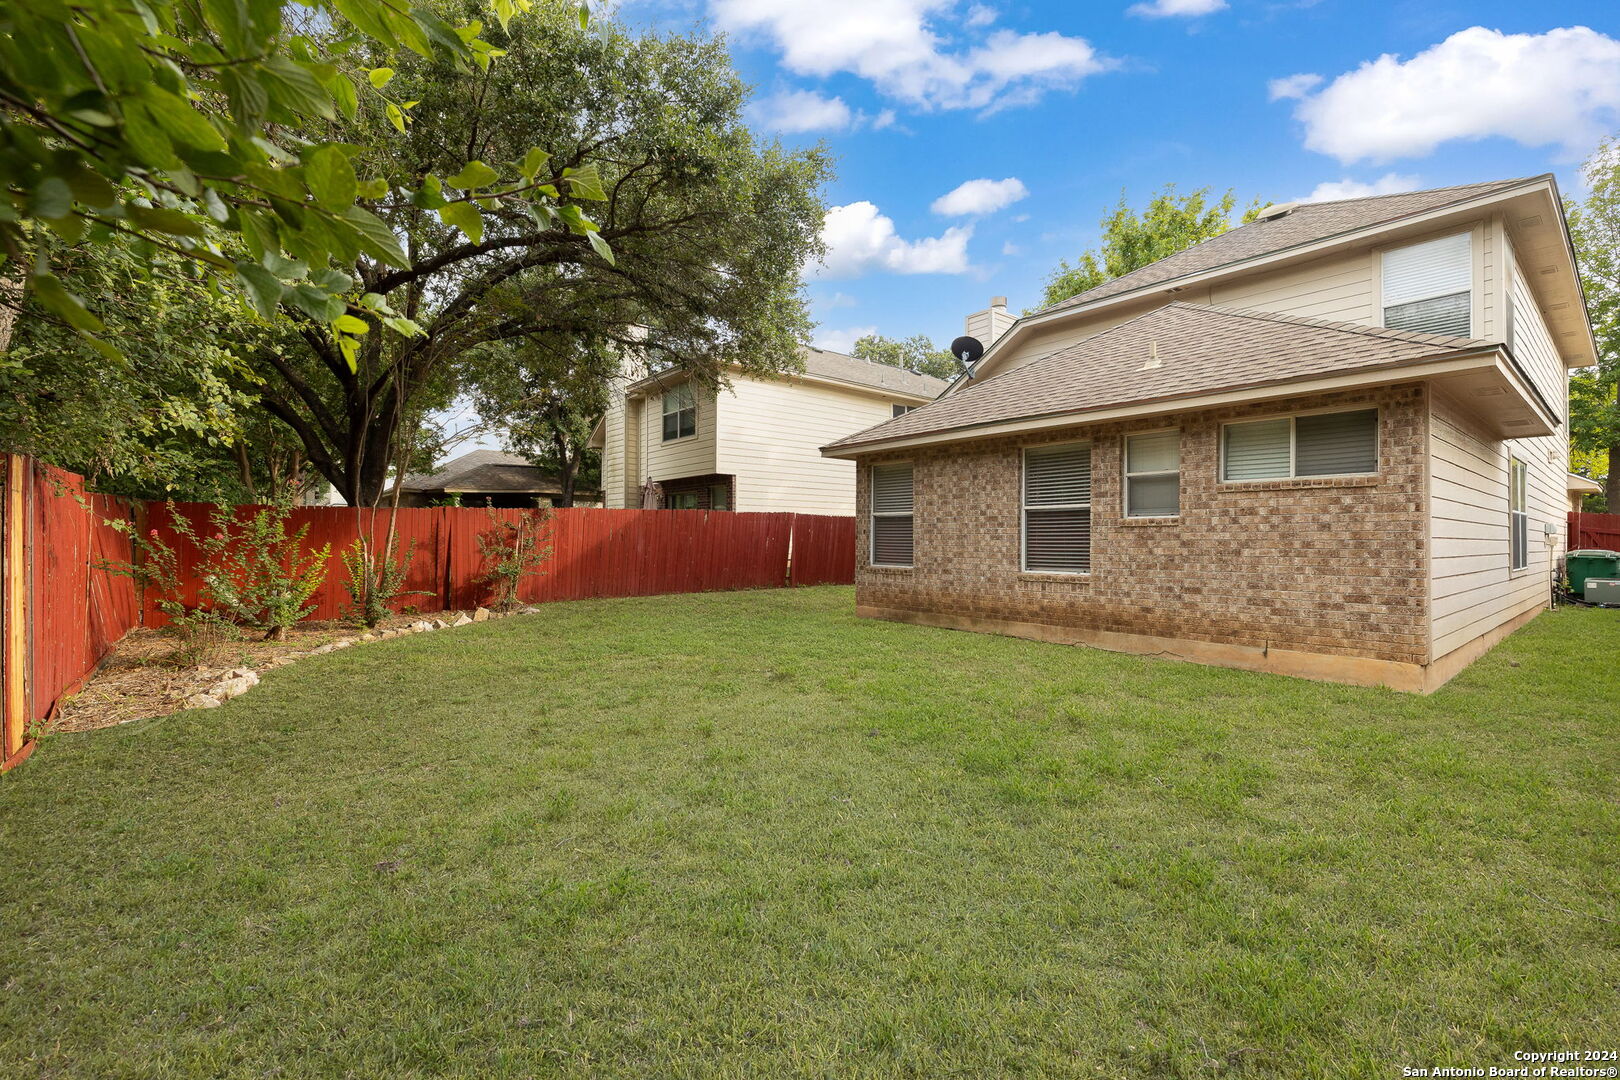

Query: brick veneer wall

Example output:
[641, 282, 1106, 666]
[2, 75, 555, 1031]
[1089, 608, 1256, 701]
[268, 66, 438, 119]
[853, 383, 1431, 665]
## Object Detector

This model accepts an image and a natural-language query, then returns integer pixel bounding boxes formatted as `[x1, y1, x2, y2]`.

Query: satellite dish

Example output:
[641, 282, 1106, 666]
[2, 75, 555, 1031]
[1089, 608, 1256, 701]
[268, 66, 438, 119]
[950, 335, 984, 366]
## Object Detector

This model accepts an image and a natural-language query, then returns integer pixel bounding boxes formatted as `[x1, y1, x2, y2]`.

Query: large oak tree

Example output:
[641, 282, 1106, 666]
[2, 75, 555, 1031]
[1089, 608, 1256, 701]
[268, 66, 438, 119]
[253, 4, 830, 506]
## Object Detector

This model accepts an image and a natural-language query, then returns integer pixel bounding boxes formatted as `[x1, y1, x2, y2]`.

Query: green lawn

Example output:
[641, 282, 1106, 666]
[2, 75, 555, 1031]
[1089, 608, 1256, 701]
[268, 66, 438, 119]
[2, 588, 1617, 1079]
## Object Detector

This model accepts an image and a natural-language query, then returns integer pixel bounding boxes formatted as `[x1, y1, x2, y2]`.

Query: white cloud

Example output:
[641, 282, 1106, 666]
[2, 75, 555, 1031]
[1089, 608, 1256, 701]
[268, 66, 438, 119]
[931, 177, 1029, 216]
[1287, 26, 1620, 163]
[749, 89, 855, 132]
[963, 3, 996, 28]
[816, 325, 878, 352]
[815, 201, 973, 277]
[1267, 72, 1322, 101]
[1001, 240, 1022, 256]
[1127, 0, 1226, 16]
[1299, 173, 1422, 203]
[711, 0, 1113, 112]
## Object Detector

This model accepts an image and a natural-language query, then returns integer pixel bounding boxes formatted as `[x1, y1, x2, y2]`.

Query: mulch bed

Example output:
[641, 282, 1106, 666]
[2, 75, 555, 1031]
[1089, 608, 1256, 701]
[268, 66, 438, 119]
[50, 611, 471, 734]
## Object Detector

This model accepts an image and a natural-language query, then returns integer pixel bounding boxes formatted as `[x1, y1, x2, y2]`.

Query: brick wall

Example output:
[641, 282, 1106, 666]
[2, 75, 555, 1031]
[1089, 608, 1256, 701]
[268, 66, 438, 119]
[853, 383, 1430, 665]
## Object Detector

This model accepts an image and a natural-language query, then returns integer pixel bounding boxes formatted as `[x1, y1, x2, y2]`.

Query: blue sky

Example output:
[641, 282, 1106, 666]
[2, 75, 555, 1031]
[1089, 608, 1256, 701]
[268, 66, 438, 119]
[613, 0, 1620, 354]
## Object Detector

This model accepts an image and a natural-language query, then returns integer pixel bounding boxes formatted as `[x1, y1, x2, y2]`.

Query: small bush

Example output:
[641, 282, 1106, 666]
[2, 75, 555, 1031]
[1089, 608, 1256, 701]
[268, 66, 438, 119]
[339, 536, 428, 628]
[476, 507, 554, 611]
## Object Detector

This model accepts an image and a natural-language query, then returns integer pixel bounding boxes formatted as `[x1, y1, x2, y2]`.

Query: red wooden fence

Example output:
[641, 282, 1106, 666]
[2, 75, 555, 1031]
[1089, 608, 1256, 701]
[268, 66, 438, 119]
[1, 456, 855, 759]
[1570, 511, 1620, 552]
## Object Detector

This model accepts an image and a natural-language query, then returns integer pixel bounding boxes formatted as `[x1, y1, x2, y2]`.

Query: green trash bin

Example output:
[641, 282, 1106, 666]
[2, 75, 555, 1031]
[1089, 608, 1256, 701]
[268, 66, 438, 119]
[1567, 549, 1620, 596]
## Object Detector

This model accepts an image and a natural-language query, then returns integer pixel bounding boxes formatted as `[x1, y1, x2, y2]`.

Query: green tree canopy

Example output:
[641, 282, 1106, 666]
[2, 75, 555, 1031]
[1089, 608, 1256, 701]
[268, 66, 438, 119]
[1036, 185, 1263, 310]
[244, 3, 828, 506]
[1, 0, 605, 366]
[1569, 136, 1620, 508]
[849, 333, 962, 382]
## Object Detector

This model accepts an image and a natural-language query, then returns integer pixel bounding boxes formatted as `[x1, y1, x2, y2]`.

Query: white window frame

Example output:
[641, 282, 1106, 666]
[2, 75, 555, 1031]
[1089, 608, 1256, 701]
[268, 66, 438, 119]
[1509, 456, 1529, 572]
[1123, 428, 1181, 519]
[1021, 440, 1092, 575]
[1378, 230, 1474, 338]
[1219, 406, 1381, 483]
[892, 403, 917, 418]
[869, 461, 914, 568]
[661, 385, 697, 442]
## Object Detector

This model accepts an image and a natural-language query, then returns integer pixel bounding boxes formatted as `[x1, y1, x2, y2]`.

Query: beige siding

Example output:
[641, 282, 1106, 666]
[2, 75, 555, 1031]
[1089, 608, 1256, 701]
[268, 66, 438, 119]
[1429, 241, 1567, 664]
[599, 378, 634, 508]
[636, 380, 718, 484]
[716, 376, 908, 514]
[1209, 248, 1376, 324]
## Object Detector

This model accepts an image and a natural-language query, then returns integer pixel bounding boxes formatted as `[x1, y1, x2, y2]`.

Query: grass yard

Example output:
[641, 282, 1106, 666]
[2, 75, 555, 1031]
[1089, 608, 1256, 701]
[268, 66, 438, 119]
[2, 587, 1617, 1079]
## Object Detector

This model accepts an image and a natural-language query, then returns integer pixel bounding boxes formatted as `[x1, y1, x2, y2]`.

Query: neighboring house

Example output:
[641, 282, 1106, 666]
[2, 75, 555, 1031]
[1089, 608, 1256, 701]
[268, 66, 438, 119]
[1567, 473, 1602, 513]
[397, 449, 602, 508]
[823, 176, 1597, 692]
[590, 347, 946, 515]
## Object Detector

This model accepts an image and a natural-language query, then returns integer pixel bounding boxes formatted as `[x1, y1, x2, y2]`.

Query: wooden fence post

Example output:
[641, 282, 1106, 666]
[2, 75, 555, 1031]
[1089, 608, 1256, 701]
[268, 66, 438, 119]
[2, 454, 35, 770]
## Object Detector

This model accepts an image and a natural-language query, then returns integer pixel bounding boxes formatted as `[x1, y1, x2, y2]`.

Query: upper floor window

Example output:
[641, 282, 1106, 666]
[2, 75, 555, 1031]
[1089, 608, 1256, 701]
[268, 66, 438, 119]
[1222, 409, 1378, 481]
[1023, 442, 1091, 574]
[1124, 430, 1180, 517]
[662, 385, 696, 440]
[871, 463, 914, 567]
[1382, 232, 1472, 338]
[892, 404, 917, 418]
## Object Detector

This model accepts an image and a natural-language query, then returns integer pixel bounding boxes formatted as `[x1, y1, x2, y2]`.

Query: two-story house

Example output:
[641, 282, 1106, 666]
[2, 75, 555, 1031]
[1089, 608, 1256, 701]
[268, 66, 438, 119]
[591, 346, 946, 515]
[822, 176, 1597, 692]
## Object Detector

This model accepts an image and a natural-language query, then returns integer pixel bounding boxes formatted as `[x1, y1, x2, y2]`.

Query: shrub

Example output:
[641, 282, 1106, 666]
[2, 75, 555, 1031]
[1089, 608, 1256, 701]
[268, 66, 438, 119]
[476, 507, 554, 611]
[339, 536, 428, 628]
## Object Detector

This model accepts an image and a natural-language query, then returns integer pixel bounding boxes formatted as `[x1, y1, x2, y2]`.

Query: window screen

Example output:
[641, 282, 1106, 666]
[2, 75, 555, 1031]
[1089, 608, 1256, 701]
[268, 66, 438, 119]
[1383, 233, 1472, 337]
[1125, 431, 1180, 517]
[1223, 410, 1377, 481]
[871, 462, 914, 566]
[1023, 443, 1091, 573]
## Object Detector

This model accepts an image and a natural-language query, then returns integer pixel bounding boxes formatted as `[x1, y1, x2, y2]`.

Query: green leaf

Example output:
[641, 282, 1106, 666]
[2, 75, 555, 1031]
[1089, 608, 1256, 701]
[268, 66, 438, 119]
[337, 334, 359, 371]
[29, 176, 74, 220]
[120, 103, 179, 170]
[493, 0, 515, 32]
[234, 261, 285, 318]
[310, 268, 353, 291]
[437, 202, 482, 244]
[329, 74, 359, 122]
[562, 162, 607, 201]
[305, 144, 358, 210]
[446, 160, 499, 190]
[519, 147, 550, 183]
[334, 314, 371, 334]
[127, 203, 207, 238]
[586, 229, 614, 264]
[30, 273, 105, 333]
[139, 87, 228, 151]
[368, 67, 395, 89]
[287, 283, 346, 323]
[357, 178, 390, 199]
[411, 174, 446, 209]
[261, 56, 335, 119]
[385, 102, 407, 133]
[382, 315, 425, 337]
[341, 205, 409, 267]
[579, 4, 589, 30]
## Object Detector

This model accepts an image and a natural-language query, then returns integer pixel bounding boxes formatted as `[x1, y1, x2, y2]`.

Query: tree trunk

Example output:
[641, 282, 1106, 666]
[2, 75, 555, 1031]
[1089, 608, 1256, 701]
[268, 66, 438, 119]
[1606, 444, 1619, 511]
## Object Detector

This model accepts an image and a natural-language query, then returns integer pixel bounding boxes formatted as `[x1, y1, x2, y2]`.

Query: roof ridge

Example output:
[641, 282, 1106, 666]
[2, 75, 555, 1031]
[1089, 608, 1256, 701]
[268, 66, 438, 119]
[1036, 174, 1551, 316]
[1285, 175, 1542, 210]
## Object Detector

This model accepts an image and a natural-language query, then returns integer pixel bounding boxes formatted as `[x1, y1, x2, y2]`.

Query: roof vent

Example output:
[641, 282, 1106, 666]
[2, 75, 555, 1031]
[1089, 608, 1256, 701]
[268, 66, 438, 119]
[1255, 201, 1299, 221]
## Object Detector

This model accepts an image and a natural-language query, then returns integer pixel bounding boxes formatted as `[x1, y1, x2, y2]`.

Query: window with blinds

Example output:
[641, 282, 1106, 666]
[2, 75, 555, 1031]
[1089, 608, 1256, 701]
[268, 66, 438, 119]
[870, 462, 914, 567]
[1382, 232, 1472, 337]
[662, 385, 696, 440]
[1222, 409, 1377, 481]
[1124, 430, 1180, 517]
[1023, 442, 1091, 573]
[1509, 456, 1528, 571]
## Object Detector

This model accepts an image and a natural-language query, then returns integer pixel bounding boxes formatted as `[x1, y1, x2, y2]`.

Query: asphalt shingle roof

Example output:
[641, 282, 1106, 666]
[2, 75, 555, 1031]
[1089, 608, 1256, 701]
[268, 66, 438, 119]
[797, 347, 948, 399]
[823, 302, 1496, 452]
[1038, 177, 1540, 314]
[402, 449, 568, 494]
